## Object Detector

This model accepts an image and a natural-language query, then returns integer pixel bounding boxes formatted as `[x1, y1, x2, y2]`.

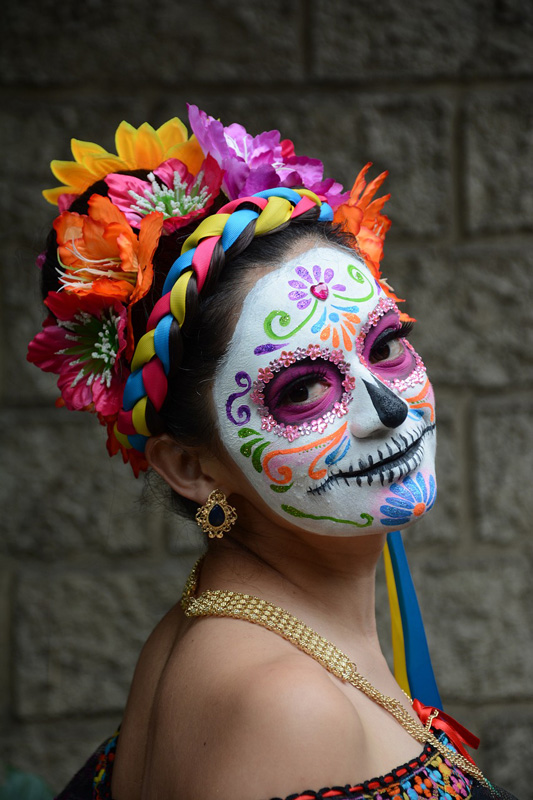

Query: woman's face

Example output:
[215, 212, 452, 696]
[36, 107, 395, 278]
[213, 244, 436, 536]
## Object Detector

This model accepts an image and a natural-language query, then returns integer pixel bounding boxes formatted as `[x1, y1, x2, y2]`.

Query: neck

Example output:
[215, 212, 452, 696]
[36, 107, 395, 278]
[200, 500, 387, 654]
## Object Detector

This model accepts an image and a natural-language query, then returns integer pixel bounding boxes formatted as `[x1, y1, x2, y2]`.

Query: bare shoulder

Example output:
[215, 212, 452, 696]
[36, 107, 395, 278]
[143, 617, 366, 800]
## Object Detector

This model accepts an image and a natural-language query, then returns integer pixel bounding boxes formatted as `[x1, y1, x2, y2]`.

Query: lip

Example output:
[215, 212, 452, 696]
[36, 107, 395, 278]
[308, 423, 436, 494]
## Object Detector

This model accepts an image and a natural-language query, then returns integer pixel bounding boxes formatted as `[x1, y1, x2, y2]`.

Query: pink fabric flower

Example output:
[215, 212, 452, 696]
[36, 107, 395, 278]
[188, 105, 348, 207]
[105, 155, 223, 233]
[27, 292, 128, 416]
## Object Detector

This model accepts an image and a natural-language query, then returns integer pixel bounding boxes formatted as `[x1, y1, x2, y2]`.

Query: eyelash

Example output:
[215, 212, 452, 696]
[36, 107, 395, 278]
[372, 321, 414, 350]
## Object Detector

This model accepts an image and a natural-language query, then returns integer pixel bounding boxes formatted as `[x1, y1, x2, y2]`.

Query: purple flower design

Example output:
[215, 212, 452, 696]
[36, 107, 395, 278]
[188, 105, 348, 206]
[287, 264, 346, 310]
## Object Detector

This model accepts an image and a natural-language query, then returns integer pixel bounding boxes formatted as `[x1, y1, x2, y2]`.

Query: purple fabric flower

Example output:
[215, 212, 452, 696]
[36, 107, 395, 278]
[188, 105, 348, 207]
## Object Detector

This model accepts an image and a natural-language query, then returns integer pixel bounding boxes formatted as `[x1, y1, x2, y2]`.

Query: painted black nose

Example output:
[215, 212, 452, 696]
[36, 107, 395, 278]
[362, 378, 408, 428]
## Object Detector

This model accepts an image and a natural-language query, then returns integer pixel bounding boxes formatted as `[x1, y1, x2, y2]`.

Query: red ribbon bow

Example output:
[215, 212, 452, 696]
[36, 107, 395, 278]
[413, 699, 480, 766]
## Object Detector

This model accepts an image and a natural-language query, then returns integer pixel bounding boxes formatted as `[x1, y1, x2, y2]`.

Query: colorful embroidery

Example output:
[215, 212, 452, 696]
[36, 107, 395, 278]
[93, 729, 119, 800]
[91, 730, 474, 800]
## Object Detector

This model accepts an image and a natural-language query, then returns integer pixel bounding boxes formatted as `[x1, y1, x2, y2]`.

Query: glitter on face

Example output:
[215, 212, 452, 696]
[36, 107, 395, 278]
[213, 245, 437, 538]
[250, 344, 354, 443]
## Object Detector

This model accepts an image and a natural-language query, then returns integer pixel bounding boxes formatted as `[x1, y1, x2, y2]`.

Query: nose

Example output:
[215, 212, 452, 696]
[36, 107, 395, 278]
[349, 376, 409, 439]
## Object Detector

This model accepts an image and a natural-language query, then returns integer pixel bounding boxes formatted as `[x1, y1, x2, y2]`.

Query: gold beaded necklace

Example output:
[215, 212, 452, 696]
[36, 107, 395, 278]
[181, 558, 490, 790]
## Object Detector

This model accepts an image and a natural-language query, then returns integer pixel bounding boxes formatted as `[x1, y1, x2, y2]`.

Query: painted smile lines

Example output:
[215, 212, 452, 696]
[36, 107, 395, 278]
[308, 424, 436, 494]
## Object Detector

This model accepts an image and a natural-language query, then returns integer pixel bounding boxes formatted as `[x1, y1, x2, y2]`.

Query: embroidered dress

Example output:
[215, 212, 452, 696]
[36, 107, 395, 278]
[53, 728, 517, 800]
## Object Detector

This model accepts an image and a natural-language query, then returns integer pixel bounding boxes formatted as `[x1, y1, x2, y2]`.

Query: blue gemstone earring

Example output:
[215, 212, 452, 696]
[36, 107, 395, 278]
[195, 490, 238, 538]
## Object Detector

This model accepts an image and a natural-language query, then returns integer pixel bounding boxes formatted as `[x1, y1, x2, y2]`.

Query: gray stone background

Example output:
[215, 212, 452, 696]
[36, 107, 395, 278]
[1, 1, 532, 797]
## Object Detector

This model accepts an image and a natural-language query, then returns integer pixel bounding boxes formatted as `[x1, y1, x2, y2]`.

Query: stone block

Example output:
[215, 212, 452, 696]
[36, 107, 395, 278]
[0, 716, 118, 792]
[1, 243, 61, 405]
[357, 95, 453, 239]
[477, 707, 533, 800]
[0, 410, 156, 559]
[1, 0, 302, 86]
[314, 0, 533, 80]
[465, 90, 533, 235]
[0, 569, 12, 721]
[388, 244, 533, 387]
[410, 553, 533, 702]
[474, 397, 533, 543]
[14, 559, 198, 720]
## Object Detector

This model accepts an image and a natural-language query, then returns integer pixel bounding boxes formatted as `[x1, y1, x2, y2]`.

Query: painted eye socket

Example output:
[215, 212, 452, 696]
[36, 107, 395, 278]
[364, 318, 417, 379]
[263, 359, 345, 425]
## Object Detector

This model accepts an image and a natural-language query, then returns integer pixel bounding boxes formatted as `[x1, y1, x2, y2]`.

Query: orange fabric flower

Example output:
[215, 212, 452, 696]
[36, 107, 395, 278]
[43, 118, 204, 206]
[55, 195, 163, 308]
[334, 164, 414, 320]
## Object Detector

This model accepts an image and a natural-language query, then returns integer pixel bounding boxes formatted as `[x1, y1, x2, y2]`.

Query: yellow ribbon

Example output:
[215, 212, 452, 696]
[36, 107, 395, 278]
[182, 214, 231, 252]
[384, 541, 410, 696]
[170, 271, 193, 327]
[132, 396, 151, 437]
[131, 329, 155, 372]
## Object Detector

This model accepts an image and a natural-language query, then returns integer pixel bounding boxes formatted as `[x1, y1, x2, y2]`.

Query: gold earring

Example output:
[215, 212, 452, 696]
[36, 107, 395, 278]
[195, 489, 237, 538]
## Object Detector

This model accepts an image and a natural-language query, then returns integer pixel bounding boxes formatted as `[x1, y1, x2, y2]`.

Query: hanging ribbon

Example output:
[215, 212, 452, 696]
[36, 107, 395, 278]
[413, 698, 480, 765]
[386, 530, 442, 709]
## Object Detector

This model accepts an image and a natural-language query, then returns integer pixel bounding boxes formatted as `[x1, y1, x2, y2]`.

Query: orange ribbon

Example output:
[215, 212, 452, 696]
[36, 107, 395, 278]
[413, 699, 480, 766]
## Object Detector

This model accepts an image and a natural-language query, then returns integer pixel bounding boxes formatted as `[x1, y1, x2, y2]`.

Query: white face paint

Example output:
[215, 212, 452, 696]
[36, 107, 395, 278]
[213, 245, 437, 536]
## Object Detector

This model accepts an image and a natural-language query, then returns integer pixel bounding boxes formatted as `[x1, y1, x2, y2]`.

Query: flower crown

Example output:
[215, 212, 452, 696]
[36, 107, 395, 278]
[28, 105, 398, 476]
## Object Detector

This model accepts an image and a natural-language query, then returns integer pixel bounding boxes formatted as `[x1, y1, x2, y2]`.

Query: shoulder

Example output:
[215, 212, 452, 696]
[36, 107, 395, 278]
[145, 619, 367, 800]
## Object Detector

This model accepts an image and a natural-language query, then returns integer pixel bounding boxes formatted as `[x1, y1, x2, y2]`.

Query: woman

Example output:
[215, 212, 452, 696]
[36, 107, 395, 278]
[28, 107, 515, 800]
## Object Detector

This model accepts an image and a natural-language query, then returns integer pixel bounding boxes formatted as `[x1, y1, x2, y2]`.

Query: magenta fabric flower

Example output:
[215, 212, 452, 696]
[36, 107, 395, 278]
[188, 105, 348, 207]
[27, 292, 128, 415]
[104, 155, 223, 233]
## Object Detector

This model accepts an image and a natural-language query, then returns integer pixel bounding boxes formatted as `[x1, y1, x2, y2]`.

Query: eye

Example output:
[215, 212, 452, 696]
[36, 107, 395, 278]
[365, 320, 416, 377]
[370, 337, 406, 365]
[262, 359, 345, 425]
[283, 375, 331, 406]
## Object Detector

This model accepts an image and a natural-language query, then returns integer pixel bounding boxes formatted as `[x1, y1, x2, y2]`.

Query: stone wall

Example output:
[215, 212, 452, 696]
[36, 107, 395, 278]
[1, 2, 532, 797]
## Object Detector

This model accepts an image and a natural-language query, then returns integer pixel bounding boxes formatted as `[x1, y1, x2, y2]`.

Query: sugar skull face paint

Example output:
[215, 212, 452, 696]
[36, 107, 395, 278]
[213, 245, 437, 536]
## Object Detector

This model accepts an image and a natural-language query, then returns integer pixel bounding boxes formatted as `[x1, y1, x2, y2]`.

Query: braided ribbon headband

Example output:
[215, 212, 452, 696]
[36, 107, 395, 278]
[115, 187, 333, 452]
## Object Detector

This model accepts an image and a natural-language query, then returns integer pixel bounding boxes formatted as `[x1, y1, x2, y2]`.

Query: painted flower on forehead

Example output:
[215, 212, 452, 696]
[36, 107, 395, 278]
[188, 105, 348, 207]
[54, 194, 163, 307]
[105, 155, 224, 234]
[43, 117, 204, 207]
[287, 263, 346, 310]
[27, 291, 128, 416]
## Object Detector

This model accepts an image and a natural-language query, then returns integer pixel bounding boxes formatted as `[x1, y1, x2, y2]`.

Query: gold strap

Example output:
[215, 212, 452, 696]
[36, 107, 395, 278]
[181, 558, 489, 788]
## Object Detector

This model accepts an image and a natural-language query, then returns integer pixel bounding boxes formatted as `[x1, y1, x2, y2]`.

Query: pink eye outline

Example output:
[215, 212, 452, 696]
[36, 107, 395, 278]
[355, 297, 428, 392]
[265, 361, 344, 423]
[250, 344, 355, 442]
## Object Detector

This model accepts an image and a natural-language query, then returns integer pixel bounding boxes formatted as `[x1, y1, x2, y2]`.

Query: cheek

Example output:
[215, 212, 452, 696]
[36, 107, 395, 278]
[404, 378, 436, 424]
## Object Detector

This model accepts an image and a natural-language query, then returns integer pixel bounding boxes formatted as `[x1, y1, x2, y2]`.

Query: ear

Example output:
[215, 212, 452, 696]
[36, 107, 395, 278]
[145, 434, 223, 505]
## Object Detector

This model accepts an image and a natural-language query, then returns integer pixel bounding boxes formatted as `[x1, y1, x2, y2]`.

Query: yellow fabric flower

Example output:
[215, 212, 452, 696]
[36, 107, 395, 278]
[43, 118, 204, 205]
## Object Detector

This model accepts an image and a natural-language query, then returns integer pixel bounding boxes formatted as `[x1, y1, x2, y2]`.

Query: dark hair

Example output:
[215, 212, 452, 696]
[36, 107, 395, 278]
[39, 179, 356, 518]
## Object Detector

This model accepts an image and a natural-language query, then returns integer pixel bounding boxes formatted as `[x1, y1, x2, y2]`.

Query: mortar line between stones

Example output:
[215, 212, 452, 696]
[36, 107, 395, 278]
[451, 87, 466, 243]
[2, 77, 532, 102]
